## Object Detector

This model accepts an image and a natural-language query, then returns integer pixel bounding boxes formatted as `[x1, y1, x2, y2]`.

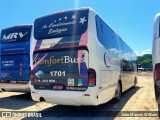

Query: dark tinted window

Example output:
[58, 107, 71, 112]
[34, 9, 89, 39]
[96, 15, 137, 72]
[32, 49, 88, 91]
[96, 15, 133, 54]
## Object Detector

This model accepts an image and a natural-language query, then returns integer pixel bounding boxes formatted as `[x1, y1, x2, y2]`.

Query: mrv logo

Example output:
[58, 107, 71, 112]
[2, 32, 28, 41]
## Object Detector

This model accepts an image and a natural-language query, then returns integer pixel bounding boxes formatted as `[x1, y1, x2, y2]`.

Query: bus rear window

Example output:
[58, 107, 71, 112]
[34, 9, 89, 40]
[32, 48, 89, 91]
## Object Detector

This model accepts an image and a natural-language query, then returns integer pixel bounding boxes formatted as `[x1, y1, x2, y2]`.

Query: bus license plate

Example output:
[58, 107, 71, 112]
[52, 85, 64, 90]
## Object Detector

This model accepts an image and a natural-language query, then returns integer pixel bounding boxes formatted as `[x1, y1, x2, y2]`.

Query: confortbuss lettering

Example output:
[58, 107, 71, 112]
[34, 56, 85, 67]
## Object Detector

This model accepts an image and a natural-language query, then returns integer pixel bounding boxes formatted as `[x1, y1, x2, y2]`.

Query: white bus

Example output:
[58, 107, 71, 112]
[31, 8, 137, 106]
[153, 13, 160, 106]
[0, 25, 32, 92]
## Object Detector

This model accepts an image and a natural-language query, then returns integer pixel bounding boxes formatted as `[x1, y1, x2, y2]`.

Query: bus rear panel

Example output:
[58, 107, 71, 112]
[0, 25, 32, 92]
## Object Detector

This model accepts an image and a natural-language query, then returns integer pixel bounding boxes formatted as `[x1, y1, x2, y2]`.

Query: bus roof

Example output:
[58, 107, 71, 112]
[1, 24, 32, 31]
[35, 7, 94, 20]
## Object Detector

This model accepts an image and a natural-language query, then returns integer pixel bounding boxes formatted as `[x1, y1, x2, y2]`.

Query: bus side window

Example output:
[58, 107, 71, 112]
[122, 59, 130, 72]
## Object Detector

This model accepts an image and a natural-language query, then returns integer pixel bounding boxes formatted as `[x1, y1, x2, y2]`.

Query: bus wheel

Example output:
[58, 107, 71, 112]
[158, 104, 160, 118]
[133, 77, 137, 88]
[115, 82, 122, 101]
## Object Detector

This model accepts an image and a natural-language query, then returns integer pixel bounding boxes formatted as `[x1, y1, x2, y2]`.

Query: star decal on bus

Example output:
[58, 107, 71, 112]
[72, 15, 76, 19]
[64, 16, 68, 20]
[79, 17, 87, 25]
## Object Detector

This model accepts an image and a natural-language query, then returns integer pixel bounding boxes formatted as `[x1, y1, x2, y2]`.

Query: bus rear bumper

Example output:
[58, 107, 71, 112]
[0, 82, 31, 93]
[31, 87, 98, 106]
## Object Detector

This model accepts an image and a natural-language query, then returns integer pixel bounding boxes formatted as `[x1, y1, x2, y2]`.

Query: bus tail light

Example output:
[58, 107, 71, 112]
[88, 68, 96, 87]
[83, 94, 90, 96]
[30, 70, 35, 82]
[155, 63, 160, 85]
[155, 63, 160, 80]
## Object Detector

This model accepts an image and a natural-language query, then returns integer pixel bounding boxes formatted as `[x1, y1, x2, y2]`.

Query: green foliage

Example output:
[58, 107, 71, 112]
[138, 54, 152, 69]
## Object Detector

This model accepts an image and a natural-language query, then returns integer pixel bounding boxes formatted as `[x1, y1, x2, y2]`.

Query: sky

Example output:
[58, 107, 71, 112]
[0, 0, 159, 56]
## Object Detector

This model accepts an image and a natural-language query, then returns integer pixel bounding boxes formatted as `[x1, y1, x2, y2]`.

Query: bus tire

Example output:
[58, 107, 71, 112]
[133, 77, 137, 88]
[158, 104, 160, 118]
[115, 82, 122, 101]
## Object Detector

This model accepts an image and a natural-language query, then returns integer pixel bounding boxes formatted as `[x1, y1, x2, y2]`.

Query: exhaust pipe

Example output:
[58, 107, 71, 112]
[1, 88, 6, 91]
[39, 97, 45, 102]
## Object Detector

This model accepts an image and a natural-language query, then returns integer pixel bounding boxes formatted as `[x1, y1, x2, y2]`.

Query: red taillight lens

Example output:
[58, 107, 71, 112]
[30, 68, 32, 74]
[88, 68, 96, 87]
[30, 70, 35, 82]
[155, 63, 160, 80]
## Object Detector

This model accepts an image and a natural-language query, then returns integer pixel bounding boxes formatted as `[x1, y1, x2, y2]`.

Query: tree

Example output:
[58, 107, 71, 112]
[138, 54, 152, 69]
[140, 59, 152, 68]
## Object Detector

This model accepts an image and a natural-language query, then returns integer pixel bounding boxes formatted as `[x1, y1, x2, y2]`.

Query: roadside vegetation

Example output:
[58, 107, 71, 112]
[137, 54, 152, 71]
